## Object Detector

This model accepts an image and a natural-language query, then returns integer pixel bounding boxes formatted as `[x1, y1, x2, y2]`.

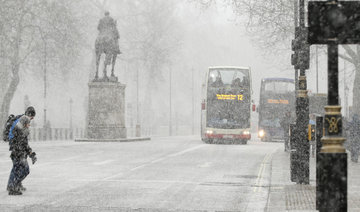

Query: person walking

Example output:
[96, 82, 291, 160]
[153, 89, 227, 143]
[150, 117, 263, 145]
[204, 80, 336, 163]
[7, 107, 37, 195]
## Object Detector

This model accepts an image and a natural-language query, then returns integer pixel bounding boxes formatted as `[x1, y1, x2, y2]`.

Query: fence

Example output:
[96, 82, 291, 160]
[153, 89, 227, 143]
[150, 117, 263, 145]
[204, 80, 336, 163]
[29, 128, 85, 141]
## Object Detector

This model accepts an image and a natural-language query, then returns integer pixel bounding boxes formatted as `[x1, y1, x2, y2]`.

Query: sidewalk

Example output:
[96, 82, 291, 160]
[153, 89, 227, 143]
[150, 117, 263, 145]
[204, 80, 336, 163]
[266, 148, 360, 211]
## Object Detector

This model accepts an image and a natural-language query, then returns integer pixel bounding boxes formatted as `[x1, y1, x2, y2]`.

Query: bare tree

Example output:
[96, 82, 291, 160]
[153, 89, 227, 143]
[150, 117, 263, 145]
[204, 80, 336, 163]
[0, 0, 85, 129]
[120, 0, 182, 133]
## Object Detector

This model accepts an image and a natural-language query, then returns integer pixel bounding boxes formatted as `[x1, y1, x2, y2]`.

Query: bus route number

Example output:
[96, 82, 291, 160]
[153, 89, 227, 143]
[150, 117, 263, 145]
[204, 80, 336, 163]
[216, 94, 244, 101]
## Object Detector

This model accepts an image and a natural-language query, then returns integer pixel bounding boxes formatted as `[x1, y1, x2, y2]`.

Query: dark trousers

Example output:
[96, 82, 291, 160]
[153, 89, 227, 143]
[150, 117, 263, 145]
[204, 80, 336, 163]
[7, 157, 29, 190]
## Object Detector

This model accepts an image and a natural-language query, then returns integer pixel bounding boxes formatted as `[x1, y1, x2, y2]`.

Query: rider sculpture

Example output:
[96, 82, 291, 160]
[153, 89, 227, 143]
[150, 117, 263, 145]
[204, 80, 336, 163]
[95, 11, 121, 82]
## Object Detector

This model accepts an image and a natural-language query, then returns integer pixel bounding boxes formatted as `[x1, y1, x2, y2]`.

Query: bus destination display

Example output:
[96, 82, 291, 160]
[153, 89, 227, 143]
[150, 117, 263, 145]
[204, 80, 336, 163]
[216, 94, 244, 101]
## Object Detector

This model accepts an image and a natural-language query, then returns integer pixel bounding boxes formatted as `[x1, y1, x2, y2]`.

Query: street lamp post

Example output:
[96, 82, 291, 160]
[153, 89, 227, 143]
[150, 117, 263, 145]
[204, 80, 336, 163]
[307, 0, 354, 210]
[317, 43, 347, 212]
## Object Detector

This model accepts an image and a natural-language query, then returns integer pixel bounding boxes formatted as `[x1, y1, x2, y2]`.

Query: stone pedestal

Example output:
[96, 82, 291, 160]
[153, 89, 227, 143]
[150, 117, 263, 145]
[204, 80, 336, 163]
[86, 81, 126, 139]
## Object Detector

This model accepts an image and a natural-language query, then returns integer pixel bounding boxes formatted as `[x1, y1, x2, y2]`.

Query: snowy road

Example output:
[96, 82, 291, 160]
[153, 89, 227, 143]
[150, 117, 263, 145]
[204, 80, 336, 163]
[0, 136, 282, 211]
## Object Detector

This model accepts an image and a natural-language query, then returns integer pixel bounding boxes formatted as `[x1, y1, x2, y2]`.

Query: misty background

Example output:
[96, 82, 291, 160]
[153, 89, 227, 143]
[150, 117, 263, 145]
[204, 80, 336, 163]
[0, 0, 352, 136]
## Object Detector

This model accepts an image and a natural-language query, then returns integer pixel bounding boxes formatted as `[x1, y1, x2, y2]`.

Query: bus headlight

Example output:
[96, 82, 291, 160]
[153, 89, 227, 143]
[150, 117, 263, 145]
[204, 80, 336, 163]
[243, 130, 250, 135]
[206, 130, 213, 134]
[258, 129, 265, 138]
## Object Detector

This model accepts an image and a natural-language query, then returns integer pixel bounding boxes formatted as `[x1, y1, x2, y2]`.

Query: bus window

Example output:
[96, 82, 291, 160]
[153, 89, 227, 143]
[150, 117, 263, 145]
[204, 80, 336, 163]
[264, 81, 294, 94]
[208, 69, 249, 88]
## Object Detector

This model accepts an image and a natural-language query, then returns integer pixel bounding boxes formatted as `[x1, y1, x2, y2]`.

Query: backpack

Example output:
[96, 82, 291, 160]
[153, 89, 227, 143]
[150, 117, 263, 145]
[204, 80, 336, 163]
[2, 114, 22, 142]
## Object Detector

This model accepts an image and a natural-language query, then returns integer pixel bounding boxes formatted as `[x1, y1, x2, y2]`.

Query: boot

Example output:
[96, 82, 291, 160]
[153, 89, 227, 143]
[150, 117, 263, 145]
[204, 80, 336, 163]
[8, 187, 22, 195]
[19, 183, 26, 191]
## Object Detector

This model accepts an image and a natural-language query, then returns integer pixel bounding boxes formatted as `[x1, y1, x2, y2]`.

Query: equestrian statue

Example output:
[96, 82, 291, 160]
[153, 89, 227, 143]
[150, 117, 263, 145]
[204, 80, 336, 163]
[95, 11, 121, 82]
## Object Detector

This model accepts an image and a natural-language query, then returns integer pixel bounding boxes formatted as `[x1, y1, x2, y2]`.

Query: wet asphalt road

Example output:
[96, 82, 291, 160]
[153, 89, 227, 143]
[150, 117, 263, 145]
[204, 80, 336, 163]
[0, 135, 282, 211]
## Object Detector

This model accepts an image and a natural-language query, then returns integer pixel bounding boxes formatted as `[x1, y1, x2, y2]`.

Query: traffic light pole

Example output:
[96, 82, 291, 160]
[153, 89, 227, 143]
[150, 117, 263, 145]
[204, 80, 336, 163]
[290, 0, 299, 183]
[295, 0, 310, 184]
[317, 44, 347, 211]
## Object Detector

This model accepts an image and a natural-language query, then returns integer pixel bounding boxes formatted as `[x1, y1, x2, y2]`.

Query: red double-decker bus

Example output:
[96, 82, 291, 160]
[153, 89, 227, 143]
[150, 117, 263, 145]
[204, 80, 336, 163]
[201, 66, 253, 144]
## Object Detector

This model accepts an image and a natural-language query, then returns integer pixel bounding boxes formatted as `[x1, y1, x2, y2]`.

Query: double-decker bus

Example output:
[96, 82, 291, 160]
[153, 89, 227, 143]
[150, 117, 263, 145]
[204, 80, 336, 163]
[201, 66, 253, 144]
[257, 78, 295, 142]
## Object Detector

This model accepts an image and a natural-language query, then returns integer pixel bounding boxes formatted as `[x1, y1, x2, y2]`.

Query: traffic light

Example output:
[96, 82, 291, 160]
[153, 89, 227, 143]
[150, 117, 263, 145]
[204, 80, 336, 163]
[291, 52, 299, 69]
[308, 124, 315, 141]
[308, 1, 360, 44]
[291, 27, 310, 70]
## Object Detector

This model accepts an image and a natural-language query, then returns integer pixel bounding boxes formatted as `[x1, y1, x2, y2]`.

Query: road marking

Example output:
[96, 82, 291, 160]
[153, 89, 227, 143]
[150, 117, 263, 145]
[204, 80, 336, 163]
[70, 179, 200, 185]
[93, 160, 114, 165]
[168, 144, 206, 157]
[61, 156, 81, 161]
[130, 164, 147, 171]
[104, 144, 206, 180]
[198, 162, 212, 168]
[253, 152, 273, 192]
[150, 158, 166, 163]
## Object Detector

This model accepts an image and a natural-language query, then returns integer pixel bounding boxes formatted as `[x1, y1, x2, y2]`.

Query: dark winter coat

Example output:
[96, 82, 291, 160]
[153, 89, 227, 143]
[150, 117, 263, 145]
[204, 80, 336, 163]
[9, 116, 32, 159]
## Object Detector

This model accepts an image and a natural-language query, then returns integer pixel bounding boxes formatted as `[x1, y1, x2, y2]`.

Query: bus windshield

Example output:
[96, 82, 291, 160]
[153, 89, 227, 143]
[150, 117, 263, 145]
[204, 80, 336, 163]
[208, 69, 250, 89]
[206, 68, 251, 129]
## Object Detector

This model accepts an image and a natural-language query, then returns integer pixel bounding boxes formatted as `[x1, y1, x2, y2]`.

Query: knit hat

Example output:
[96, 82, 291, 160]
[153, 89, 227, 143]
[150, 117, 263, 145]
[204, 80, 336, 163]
[25, 106, 36, 117]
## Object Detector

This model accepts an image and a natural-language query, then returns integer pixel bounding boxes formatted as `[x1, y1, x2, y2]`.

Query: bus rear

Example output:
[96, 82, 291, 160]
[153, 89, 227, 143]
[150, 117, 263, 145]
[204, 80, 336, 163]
[201, 67, 252, 144]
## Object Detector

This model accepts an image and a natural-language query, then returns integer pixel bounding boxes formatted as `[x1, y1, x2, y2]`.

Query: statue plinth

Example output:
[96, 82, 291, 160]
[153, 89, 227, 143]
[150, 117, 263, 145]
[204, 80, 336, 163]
[86, 81, 126, 139]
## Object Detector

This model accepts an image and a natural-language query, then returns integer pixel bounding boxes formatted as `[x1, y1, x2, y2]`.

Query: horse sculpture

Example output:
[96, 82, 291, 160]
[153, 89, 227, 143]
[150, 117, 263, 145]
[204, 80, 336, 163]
[95, 36, 118, 81]
[94, 13, 120, 82]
